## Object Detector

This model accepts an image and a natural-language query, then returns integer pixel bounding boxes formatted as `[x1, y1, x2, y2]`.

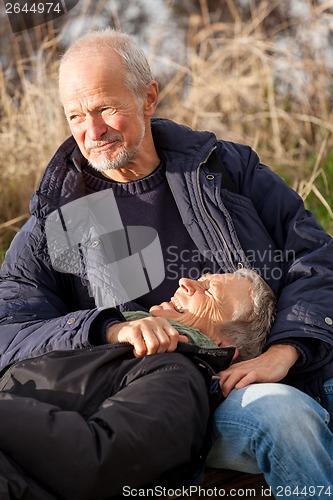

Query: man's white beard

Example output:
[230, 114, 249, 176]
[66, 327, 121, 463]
[88, 120, 146, 173]
[88, 146, 137, 172]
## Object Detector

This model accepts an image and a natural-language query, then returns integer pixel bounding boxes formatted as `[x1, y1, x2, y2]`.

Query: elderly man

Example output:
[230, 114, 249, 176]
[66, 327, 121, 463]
[0, 28, 332, 498]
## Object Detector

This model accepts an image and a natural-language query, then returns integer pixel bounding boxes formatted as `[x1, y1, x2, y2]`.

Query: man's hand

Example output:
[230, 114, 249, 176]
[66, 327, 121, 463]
[106, 317, 188, 357]
[219, 344, 300, 397]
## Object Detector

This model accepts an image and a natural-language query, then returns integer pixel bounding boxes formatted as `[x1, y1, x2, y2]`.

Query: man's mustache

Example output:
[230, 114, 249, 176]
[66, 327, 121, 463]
[85, 133, 123, 150]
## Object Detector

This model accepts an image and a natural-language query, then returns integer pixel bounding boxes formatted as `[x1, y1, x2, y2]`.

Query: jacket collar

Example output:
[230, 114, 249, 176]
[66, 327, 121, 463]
[29, 136, 86, 218]
[151, 117, 217, 165]
[30, 118, 217, 218]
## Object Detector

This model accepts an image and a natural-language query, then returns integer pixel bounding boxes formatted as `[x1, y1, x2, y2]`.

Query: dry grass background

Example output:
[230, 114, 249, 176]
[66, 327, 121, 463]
[1, 0, 333, 262]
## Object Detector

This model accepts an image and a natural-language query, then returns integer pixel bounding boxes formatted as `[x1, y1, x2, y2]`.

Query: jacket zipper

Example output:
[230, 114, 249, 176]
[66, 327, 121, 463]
[196, 148, 237, 271]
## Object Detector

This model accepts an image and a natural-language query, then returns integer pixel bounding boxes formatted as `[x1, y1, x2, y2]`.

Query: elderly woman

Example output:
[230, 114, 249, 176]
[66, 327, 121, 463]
[0, 268, 275, 498]
[123, 268, 276, 363]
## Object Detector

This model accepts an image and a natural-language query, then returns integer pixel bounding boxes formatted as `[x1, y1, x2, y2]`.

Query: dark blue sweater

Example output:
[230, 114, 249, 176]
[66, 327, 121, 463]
[82, 163, 205, 309]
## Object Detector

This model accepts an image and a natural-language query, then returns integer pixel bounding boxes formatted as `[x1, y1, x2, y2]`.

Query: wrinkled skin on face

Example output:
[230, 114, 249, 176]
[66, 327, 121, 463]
[59, 48, 160, 181]
[150, 273, 253, 347]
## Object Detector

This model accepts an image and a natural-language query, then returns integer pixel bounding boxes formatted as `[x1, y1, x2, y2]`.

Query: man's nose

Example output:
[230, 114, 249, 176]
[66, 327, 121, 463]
[86, 115, 108, 141]
[179, 278, 196, 296]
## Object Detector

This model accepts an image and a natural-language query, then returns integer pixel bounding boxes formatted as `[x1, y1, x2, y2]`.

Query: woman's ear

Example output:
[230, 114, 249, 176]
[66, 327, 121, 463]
[232, 347, 239, 363]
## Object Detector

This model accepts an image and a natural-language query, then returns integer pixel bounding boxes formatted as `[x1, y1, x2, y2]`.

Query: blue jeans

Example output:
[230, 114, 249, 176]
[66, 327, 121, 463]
[206, 380, 333, 499]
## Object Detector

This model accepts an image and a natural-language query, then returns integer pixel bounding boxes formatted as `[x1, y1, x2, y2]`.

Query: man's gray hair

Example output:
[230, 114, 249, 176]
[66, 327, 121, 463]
[59, 28, 153, 99]
[219, 268, 276, 362]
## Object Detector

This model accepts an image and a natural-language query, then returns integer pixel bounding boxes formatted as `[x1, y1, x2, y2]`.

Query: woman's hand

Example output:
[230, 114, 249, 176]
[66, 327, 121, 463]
[106, 317, 188, 357]
[219, 344, 300, 397]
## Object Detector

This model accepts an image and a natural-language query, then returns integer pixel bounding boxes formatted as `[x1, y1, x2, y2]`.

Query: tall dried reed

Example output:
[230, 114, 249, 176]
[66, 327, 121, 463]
[0, 30, 68, 252]
[157, 1, 333, 176]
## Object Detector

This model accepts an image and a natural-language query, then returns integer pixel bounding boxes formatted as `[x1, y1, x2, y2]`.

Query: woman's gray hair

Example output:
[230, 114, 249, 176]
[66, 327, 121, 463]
[59, 28, 153, 100]
[219, 268, 276, 362]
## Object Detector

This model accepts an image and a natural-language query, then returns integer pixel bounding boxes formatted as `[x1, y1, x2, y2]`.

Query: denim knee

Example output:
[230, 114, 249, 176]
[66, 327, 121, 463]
[217, 383, 330, 439]
[207, 383, 331, 471]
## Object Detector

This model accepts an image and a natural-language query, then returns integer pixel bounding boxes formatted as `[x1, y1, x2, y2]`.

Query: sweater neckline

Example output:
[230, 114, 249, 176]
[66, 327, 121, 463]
[83, 163, 165, 196]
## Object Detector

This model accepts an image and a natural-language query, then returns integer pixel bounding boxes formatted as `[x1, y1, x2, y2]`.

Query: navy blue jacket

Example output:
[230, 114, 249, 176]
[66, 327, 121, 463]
[1, 118, 333, 405]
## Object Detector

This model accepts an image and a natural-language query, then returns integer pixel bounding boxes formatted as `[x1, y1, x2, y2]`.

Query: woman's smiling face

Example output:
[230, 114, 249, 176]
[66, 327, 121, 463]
[149, 273, 253, 342]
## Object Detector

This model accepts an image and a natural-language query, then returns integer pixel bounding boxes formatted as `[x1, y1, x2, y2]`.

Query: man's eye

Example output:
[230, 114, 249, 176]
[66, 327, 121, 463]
[69, 114, 82, 123]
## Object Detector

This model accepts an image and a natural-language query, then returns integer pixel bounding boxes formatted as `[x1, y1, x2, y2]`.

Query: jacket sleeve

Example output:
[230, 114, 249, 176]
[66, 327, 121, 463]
[222, 143, 333, 369]
[0, 216, 124, 370]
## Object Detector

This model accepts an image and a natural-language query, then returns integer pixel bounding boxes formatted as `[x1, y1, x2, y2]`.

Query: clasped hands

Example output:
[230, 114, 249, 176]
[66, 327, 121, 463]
[106, 316, 188, 357]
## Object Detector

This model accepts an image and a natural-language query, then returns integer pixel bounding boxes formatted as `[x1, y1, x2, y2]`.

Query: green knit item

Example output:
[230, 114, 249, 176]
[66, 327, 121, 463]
[122, 311, 218, 348]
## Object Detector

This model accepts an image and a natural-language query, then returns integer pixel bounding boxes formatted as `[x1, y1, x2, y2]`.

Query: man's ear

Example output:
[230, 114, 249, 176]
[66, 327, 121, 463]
[143, 81, 159, 116]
